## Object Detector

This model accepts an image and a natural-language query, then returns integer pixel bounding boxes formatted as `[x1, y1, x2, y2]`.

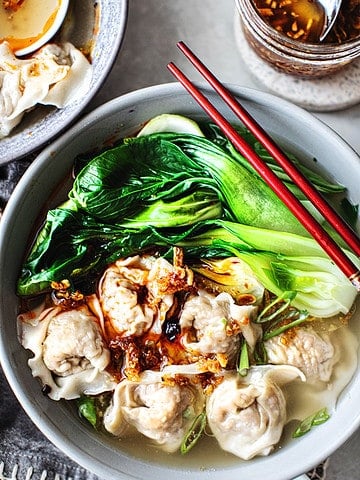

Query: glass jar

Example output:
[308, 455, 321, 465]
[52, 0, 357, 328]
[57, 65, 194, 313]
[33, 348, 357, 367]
[235, 0, 360, 78]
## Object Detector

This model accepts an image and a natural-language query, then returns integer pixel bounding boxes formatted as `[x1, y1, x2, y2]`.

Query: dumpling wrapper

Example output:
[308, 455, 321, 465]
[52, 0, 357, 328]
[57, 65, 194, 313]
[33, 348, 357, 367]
[179, 290, 260, 362]
[99, 255, 178, 337]
[0, 41, 92, 138]
[17, 303, 116, 400]
[104, 370, 205, 453]
[264, 326, 338, 383]
[206, 366, 305, 460]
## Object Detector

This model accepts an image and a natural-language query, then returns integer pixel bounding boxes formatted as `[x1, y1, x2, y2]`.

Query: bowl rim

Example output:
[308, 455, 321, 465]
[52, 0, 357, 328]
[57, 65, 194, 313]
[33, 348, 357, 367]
[1, 82, 360, 480]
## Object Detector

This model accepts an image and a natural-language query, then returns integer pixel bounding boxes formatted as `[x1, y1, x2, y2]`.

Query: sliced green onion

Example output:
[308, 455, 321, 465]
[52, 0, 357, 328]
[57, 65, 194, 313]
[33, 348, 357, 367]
[77, 396, 97, 428]
[292, 407, 330, 438]
[237, 340, 250, 376]
[257, 291, 297, 323]
[263, 310, 309, 340]
[180, 410, 207, 454]
[254, 340, 268, 365]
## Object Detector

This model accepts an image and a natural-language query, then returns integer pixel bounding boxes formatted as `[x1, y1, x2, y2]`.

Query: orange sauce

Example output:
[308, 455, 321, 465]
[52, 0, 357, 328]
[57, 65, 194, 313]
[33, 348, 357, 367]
[0, 0, 61, 52]
[253, 0, 360, 43]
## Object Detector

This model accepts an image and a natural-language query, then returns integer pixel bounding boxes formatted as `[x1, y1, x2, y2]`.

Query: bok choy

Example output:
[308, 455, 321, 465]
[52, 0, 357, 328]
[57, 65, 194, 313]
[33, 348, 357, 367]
[17, 115, 358, 319]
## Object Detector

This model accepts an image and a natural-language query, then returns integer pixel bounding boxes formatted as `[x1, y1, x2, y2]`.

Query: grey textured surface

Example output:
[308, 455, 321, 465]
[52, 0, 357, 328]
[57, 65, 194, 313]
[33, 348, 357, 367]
[1, 0, 360, 479]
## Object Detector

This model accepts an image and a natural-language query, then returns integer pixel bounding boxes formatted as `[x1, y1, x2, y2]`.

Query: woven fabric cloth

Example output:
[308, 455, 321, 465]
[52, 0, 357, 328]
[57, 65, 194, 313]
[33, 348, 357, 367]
[0, 367, 100, 480]
[0, 159, 31, 211]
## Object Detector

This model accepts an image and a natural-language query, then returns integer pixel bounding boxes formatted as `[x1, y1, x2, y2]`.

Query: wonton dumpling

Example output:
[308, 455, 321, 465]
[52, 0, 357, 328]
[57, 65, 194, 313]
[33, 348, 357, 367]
[17, 303, 115, 400]
[99, 254, 192, 337]
[179, 290, 258, 363]
[104, 371, 205, 452]
[99, 265, 156, 336]
[0, 42, 92, 138]
[206, 366, 304, 460]
[264, 326, 338, 383]
[42, 307, 109, 376]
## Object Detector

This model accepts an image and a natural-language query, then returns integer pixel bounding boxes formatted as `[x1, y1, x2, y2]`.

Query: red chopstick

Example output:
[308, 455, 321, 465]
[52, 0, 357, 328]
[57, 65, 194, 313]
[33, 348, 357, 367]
[176, 41, 360, 259]
[178, 42, 360, 256]
[167, 46, 360, 291]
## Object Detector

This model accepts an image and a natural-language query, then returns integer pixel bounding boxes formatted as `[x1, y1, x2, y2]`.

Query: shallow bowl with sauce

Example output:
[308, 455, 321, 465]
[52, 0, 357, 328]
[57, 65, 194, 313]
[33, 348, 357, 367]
[0, 0, 70, 56]
[0, 0, 128, 164]
[0, 83, 359, 480]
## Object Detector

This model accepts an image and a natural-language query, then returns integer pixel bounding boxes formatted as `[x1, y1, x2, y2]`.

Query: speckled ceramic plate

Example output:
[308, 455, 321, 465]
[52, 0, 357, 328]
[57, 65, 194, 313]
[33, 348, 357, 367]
[0, 0, 128, 165]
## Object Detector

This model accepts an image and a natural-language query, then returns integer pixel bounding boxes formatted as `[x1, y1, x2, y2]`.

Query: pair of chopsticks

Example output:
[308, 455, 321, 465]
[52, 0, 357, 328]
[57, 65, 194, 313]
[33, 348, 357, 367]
[167, 41, 360, 291]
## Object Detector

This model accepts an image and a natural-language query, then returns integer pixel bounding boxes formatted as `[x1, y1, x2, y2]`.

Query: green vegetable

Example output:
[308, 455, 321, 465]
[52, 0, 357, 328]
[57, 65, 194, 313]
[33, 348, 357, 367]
[120, 189, 222, 228]
[180, 410, 207, 454]
[262, 310, 309, 341]
[17, 215, 358, 318]
[201, 122, 346, 198]
[77, 396, 97, 428]
[17, 208, 172, 295]
[17, 116, 358, 320]
[69, 135, 217, 223]
[177, 220, 358, 317]
[233, 250, 357, 317]
[255, 291, 309, 341]
[237, 340, 250, 376]
[292, 408, 330, 438]
[340, 198, 359, 228]
[137, 113, 205, 137]
[257, 291, 297, 323]
[150, 132, 306, 234]
[70, 128, 328, 233]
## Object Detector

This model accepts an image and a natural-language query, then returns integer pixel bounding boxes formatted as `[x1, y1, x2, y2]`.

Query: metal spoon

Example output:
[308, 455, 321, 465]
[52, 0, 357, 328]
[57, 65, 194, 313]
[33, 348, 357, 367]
[319, 0, 342, 41]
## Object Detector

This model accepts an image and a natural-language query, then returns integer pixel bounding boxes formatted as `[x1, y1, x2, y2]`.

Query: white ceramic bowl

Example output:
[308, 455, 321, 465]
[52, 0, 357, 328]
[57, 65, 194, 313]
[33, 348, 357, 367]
[0, 0, 128, 165]
[0, 83, 359, 480]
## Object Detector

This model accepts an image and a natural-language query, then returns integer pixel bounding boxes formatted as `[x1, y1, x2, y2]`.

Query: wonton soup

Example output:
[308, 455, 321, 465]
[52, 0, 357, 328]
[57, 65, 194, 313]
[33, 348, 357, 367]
[16, 114, 359, 466]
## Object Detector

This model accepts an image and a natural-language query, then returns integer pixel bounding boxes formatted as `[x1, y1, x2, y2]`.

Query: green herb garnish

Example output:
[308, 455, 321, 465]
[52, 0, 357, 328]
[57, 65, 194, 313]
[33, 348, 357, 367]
[292, 408, 330, 438]
[180, 410, 207, 454]
[77, 396, 97, 428]
[237, 340, 250, 376]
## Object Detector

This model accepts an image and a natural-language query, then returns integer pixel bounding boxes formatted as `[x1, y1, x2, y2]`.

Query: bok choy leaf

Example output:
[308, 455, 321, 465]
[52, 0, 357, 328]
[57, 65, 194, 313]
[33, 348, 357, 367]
[17, 116, 358, 320]
[120, 189, 223, 228]
[201, 122, 346, 197]
[69, 136, 218, 223]
[176, 220, 359, 317]
[141, 132, 306, 235]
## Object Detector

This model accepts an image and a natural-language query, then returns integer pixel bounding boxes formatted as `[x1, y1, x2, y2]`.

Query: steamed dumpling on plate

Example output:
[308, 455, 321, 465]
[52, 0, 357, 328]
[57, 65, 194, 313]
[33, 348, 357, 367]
[0, 41, 92, 138]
